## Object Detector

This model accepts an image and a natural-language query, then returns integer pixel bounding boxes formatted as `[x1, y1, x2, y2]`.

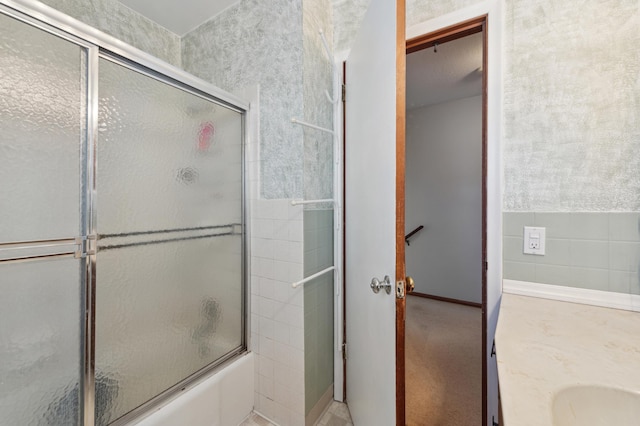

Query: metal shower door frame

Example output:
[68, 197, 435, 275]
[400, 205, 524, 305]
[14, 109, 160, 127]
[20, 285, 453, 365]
[0, 1, 250, 425]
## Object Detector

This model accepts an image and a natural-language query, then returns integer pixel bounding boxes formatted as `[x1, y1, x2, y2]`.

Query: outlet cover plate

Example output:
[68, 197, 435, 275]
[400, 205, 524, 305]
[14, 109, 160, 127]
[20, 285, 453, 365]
[523, 226, 546, 255]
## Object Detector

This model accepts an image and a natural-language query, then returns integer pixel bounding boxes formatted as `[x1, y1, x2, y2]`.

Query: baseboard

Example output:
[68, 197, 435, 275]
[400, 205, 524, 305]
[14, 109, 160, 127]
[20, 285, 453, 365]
[409, 291, 482, 308]
[306, 384, 334, 426]
[503, 280, 640, 313]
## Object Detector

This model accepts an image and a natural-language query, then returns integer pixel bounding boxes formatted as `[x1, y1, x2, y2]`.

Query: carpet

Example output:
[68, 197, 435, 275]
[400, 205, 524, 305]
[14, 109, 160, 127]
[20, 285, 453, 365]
[405, 296, 482, 426]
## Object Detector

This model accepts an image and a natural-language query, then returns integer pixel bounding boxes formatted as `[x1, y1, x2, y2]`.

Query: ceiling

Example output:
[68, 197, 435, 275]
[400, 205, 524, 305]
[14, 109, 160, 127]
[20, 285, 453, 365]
[118, 0, 239, 36]
[406, 32, 483, 110]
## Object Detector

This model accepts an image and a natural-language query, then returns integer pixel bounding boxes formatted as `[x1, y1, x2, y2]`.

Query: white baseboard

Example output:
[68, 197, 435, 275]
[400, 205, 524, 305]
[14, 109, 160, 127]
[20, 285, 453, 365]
[503, 280, 640, 313]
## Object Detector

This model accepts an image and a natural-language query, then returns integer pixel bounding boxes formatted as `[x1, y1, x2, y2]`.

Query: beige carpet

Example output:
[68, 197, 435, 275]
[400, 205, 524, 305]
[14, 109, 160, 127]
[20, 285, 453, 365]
[406, 296, 482, 426]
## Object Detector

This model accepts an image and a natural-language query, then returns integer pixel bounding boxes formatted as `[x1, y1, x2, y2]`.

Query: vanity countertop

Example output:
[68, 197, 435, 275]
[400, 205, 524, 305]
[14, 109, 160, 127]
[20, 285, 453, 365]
[495, 293, 640, 425]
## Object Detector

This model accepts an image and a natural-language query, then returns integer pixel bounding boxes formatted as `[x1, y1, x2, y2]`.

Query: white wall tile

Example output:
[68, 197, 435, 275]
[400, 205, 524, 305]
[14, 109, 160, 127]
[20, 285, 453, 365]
[253, 219, 274, 239]
[259, 374, 275, 400]
[273, 260, 292, 282]
[260, 317, 275, 340]
[289, 224, 304, 242]
[253, 238, 275, 259]
[273, 281, 291, 303]
[273, 220, 291, 240]
[259, 357, 274, 379]
[290, 326, 304, 351]
[260, 278, 275, 299]
[259, 335, 274, 360]
[251, 199, 306, 421]
[273, 324, 290, 345]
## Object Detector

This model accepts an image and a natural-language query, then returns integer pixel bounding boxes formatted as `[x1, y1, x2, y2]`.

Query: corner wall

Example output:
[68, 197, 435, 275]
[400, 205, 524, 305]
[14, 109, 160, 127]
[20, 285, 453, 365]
[181, 0, 305, 200]
[38, 0, 181, 66]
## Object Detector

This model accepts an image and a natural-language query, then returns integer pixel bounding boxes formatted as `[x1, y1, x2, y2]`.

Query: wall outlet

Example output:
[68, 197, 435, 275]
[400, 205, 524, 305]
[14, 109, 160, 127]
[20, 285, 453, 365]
[523, 226, 545, 255]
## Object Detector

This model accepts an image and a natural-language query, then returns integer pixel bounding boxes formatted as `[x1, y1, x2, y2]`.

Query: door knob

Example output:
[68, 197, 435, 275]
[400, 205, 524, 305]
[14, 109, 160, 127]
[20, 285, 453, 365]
[371, 275, 392, 294]
[406, 276, 415, 293]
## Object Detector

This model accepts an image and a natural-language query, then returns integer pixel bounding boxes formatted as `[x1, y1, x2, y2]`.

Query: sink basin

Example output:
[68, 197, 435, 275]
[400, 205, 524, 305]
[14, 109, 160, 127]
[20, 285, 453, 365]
[552, 385, 640, 426]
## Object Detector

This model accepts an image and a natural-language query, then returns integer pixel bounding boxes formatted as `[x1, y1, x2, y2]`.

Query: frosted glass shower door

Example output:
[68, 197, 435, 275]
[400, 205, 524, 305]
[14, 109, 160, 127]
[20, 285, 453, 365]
[0, 10, 88, 426]
[95, 57, 245, 424]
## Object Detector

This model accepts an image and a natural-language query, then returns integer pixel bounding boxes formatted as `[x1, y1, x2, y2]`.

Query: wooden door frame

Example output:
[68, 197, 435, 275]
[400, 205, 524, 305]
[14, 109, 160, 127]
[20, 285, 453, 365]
[395, 0, 407, 424]
[404, 15, 489, 426]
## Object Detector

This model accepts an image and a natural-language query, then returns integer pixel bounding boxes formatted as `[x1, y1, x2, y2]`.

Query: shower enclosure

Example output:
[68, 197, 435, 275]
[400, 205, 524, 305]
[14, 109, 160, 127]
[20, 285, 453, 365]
[0, 3, 247, 425]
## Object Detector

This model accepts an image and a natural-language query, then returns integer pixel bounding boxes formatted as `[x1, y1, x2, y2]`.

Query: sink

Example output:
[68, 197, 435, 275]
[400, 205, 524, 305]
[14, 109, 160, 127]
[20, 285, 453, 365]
[552, 385, 640, 426]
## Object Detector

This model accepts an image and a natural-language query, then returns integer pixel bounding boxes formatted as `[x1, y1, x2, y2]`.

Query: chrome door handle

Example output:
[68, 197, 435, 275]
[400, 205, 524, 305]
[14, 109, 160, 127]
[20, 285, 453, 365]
[371, 275, 392, 294]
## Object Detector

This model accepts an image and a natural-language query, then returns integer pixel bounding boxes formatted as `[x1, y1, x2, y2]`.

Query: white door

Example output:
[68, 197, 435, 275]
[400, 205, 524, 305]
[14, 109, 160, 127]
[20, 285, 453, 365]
[345, 0, 404, 424]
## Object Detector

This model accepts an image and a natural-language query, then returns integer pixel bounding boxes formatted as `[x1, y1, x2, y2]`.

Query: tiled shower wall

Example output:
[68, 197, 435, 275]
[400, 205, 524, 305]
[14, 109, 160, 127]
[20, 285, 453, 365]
[303, 209, 334, 418]
[250, 200, 306, 426]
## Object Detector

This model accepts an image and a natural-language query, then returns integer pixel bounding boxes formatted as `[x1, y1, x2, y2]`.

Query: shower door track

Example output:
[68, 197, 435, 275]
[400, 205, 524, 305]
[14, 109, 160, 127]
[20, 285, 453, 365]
[0, 2, 250, 425]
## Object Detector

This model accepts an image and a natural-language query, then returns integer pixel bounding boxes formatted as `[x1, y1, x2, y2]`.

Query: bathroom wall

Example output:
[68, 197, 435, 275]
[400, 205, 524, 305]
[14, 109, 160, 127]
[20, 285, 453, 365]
[503, 0, 639, 212]
[330, 0, 635, 285]
[302, 0, 336, 422]
[38, 0, 181, 66]
[331, 0, 484, 53]
[303, 0, 334, 202]
[406, 96, 483, 304]
[250, 199, 306, 426]
[303, 209, 334, 421]
[502, 0, 640, 293]
[181, 0, 304, 200]
[182, 1, 337, 423]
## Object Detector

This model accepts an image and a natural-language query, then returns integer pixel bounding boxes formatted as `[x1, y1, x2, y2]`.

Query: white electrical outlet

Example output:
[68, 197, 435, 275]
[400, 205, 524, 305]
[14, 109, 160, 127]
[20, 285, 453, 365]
[523, 226, 545, 255]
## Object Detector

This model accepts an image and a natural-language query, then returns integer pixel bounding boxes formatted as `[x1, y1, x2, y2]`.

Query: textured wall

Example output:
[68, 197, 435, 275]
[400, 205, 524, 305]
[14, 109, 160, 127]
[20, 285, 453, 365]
[303, 0, 334, 202]
[406, 0, 484, 28]
[181, 0, 304, 199]
[331, 0, 369, 53]
[503, 0, 640, 212]
[39, 0, 181, 66]
[331, 0, 484, 52]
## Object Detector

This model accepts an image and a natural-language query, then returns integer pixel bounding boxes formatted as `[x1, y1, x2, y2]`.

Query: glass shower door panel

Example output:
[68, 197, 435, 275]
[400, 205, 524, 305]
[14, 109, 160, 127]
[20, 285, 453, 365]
[0, 12, 85, 242]
[95, 236, 243, 423]
[97, 58, 243, 235]
[96, 57, 244, 423]
[0, 259, 83, 426]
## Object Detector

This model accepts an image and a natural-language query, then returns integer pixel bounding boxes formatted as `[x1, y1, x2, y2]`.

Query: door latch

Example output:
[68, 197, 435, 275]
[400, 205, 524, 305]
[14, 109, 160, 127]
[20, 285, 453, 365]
[396, 280, 405, 299]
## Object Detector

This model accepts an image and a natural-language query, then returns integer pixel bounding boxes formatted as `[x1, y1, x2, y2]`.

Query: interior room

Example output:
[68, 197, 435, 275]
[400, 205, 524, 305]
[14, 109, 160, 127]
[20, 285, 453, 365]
[1, 0, 638, 426]
[405, 31, 484, 425]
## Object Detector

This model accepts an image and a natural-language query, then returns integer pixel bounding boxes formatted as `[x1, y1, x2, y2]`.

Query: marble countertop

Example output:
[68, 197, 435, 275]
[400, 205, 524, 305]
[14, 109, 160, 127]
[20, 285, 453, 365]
[495, 293, 640, 425]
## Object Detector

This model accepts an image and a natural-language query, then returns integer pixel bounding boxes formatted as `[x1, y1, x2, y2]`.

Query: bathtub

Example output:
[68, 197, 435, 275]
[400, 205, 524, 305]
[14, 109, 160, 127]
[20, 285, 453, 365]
[134, 352, 254, 426]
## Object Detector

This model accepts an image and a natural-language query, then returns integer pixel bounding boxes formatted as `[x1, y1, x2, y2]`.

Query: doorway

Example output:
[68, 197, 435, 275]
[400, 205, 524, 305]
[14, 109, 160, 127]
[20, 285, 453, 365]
[404, 17, 488, 426]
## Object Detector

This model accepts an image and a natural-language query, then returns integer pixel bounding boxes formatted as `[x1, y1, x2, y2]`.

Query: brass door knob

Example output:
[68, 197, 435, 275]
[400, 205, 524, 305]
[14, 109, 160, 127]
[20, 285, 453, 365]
[405, 276, 415, 293]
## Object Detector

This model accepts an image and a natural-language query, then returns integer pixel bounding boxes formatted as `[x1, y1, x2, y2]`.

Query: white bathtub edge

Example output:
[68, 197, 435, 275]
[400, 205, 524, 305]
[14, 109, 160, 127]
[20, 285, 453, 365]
[134, 352, 255, 426]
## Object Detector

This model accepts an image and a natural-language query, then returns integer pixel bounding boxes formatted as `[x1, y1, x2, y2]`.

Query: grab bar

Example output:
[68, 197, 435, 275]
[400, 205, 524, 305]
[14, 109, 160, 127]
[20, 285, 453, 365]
[292, 266, 335, 288]
[405, 225, 424, 246]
